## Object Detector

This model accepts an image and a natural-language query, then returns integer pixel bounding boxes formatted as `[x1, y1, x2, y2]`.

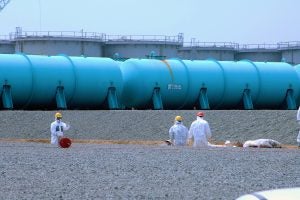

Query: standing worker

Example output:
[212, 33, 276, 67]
[297, 106, 300, 147]
[188, 111, 212, 147]
[168, 116, 189, 146]
[50, 112, 70, 146]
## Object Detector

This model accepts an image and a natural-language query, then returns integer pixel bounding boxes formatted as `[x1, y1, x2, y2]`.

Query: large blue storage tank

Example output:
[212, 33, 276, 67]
[181, 60, 260, 109]
[25, 55, 76, 108]
[120, 59, 262, 109]
[178, 60, 224, 108]
[177, 60, 224, 109]
[0, 54, 33, 108]
[215, 61, 260, 108]
[0, 53, 299, 110]
[120, 59, 189, 109]
[251, 61, 300, 108]
[0, 54, 123, 109]
[68, 56, 123, 108]
[120, 58, 300, 109]
[292, 64, 300, 105]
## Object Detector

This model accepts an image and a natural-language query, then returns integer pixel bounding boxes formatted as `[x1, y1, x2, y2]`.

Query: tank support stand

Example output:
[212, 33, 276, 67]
[2, 84, 13, 109]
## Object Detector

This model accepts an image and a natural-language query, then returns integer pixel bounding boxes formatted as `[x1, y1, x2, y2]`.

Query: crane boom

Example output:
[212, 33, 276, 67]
[0, 0, 10, 12]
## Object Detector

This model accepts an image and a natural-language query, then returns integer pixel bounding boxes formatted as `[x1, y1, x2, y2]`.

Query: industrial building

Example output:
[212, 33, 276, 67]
[0, 29, 300, 65]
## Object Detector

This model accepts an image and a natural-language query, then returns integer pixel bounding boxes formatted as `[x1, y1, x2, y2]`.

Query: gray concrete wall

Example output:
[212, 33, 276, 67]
[0, 41, 15, 54]
[104, 43, 179, 59]
[235, 51, 282, 62]
[281, 49, 300, 65]
[177, 48, 235, 60]
[1, 37, 300, 63]
[15, 39, 103, 57]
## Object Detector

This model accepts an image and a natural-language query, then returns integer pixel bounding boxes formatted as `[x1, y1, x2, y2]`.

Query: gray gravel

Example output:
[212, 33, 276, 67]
[0, 142, 299, 200]
[0, 110, 299, 144]
[0, 110, 300, 200]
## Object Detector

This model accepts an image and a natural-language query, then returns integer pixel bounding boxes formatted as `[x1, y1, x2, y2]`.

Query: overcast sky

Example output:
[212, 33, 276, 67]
[0, 0, 299, 44]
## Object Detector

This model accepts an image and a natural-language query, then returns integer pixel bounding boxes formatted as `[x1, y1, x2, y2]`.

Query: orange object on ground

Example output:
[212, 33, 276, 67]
[59, 137, 72, 148]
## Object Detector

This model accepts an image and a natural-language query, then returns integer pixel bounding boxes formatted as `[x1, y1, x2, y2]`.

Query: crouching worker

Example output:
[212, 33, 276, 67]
[50, 112, 70, 146]
[168, 116, 189, 146]
[188, 111, 212, 147]
[243, 139, 281, 148]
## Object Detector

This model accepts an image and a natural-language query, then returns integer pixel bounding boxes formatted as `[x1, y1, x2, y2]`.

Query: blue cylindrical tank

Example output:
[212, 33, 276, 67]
[0, 54, 123, 109]
[215, 60, 260, 108]
[120, 59, 189, 109]
[180, 59, 225, 108]
[0, 53, 299, 110]
[295, 64, 300, 105]
[25, 55, 76, 107]
[68, 56, 123, 108]
[253, 61, 300, 108]
[120, 59, 300, 109]
[120, 59, 262, 109]
[180, 60, 260, 109]
[0, 54, 33, 108]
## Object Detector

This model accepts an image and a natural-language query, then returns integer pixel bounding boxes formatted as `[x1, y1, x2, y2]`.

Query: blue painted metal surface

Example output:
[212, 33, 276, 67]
[68, 56, 123, 108]
[181, 59, 225, 108]
[215, 60, 260, 109]
[119, 59, 189, 109]
[25, 54, 76, 108]
[253, 62, 300, 108]
[0, 54, 33, 107]
[0, 54, 123, 109]
[0, 53, 299, 110]
[120, 59, 300, 109]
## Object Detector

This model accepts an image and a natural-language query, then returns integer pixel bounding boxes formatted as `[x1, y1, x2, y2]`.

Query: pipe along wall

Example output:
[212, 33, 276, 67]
[0, 54, 299, 110]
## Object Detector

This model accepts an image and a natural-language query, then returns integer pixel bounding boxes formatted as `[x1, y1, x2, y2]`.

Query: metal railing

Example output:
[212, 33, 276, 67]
[12, 30, 106, 40]
[1, 29, 300, 50]
[105, 34, 182, 43]
[238, 43, 279, 50]
[0, 35, 12, 40]
[8, 30, 184, 43]
[278, 41, 300, 49]
[183, 42, 239, 49]
[238, 42, 300, 50]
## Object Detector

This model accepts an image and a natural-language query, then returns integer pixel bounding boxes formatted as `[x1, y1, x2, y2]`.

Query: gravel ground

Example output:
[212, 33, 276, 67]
[0, 110, 299, 145]
[0, 110, 300, 200]
[0, 142, 299, 200]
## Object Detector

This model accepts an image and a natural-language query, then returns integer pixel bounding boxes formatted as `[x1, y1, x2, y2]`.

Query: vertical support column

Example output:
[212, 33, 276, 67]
[152, 87, 163, 110]
[2, 85, 13, 109]
[285, 89, 296, 110]
[56, 86, 67, 110]
[198, 88, 210, 109]
[107, 87, 120, 110]
[243, 89, 254, 110]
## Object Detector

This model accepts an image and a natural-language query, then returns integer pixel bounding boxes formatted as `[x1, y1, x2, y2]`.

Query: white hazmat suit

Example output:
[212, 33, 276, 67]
[243, 139, 281, 148]
[188, 116, 212, 147]
[169, 121, 189, 146]
[297, 106, 300, 146]
[50, 119, 70, 145]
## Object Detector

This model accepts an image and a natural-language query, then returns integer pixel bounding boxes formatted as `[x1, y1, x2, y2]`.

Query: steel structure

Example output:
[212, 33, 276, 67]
[0, 0, 10, 11]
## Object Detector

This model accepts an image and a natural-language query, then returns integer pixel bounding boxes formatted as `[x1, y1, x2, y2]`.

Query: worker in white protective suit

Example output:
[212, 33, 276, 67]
[50, 112, 70, 146]
[243, 139, 281, 148]
[297, 106, 300, 147]
[188, 111, 212, 147]
[168, 116, 189, 146]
